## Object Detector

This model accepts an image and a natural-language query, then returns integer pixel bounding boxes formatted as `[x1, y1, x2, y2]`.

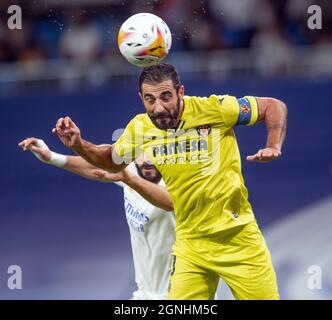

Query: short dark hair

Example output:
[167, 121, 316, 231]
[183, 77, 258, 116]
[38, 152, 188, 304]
[138, 63, 181, 93]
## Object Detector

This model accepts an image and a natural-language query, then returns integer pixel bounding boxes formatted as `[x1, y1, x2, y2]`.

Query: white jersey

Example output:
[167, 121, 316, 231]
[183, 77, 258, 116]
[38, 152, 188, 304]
[116, 163, 176, 300]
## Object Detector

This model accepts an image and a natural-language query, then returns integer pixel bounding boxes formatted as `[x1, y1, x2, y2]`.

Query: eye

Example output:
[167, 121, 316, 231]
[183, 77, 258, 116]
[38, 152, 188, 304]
[161, 94, 172, 102]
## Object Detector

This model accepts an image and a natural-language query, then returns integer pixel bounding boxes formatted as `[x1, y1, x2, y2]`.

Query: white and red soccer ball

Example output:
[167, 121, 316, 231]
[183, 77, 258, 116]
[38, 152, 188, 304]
[118, 13, 172, 67]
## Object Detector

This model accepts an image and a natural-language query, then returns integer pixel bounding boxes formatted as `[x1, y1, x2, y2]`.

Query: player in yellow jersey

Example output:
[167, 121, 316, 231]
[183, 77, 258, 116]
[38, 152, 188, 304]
[53, 63, 287, 300]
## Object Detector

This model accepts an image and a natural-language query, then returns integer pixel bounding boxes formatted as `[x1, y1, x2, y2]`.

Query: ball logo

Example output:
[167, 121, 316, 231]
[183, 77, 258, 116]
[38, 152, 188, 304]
[137, 26, 166, 58]
[196, 125, 211, 137]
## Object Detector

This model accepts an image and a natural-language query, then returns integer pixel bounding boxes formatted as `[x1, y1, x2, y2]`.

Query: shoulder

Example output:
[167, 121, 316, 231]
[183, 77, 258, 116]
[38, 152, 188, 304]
[183, 94, 229, 124]
[184, 94, 229, 110]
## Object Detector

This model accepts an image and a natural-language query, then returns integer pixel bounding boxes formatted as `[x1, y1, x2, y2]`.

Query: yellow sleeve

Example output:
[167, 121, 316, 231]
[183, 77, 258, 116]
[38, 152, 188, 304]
[113, 117, 143, 163]
[218, 95, 259, 128]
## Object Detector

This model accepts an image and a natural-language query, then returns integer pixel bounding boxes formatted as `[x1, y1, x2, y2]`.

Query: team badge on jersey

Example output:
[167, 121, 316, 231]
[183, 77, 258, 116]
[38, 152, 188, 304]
[196, 125, 211, 137]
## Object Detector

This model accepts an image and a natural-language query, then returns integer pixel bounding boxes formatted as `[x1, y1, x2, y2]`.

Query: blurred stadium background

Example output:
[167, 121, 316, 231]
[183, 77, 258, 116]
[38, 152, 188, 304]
[0, 0, 331, 299]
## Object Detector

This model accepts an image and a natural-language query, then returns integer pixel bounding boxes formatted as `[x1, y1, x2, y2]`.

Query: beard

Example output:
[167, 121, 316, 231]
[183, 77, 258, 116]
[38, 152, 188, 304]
[148, 97, 181, 130]
[135, 163, 162, 184]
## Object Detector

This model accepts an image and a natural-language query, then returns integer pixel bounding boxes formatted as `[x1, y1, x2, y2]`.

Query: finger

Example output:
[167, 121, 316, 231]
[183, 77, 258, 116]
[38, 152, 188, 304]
[53, 127, 66, 136]
[56, 117, 63, 128]
[246, 154, 257, 161]
[63, 127, 76, 135]
[56, 118, 65, 131]
[273, 150, 281, 158]
[64, 117, 71, 128]
[92, 169, 108, 177]
[67, 116, 74, 125]
[92, 171, 103, 178]
[30, 145, 43, 155]
[92, 169, 104, 176]
[25, 139, 39, 150]
[18, 139, 27, 147]
[261, 149, 273, 158]
[256, 149, 264, 159]
[18, 137, 34, 150]
[18, 140, 28, 150]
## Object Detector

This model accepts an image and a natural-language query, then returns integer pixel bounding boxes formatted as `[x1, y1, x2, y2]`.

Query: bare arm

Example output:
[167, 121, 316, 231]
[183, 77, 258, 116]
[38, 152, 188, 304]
[19, 138, 174, 211]
[247, 97, 288, 162]
[18, 137, 114, 181]
[123, 174, 174, 212]
[52, 116, 126, 172]
[74, 140, 126, 172]
[64, 155, 107, 181]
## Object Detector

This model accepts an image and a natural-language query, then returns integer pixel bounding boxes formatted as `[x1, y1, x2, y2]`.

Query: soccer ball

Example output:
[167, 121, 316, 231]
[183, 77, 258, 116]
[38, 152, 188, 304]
[118, 13, 172, 67]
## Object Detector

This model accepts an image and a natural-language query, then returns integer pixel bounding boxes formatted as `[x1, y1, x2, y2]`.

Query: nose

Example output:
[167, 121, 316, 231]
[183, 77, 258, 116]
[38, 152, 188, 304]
[154, 99, 166, 113]
[143, 155, 152, 165]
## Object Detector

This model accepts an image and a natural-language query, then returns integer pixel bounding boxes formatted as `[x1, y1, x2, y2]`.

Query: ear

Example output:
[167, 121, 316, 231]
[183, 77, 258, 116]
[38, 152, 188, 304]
[138, 91, 143, 102]
[178, 85, 185, 99]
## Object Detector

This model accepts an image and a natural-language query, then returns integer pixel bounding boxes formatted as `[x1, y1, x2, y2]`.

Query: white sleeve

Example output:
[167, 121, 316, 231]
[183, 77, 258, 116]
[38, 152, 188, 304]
[113, 181, 125, 188]
[126, 162, 138, 175]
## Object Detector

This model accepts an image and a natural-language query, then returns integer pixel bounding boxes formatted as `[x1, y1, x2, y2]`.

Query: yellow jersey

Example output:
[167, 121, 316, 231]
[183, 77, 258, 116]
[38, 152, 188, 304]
[114, 95, 259, 240]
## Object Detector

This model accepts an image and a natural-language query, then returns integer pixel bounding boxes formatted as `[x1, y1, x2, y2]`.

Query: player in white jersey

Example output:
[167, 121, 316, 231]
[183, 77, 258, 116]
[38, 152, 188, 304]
[18, 137, 175, 300]
[115, 161, 175, 299]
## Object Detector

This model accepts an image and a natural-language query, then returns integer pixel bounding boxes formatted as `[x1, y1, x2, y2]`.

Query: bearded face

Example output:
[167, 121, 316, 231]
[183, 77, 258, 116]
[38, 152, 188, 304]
[140, 80, 184, 130]
[135, 153, 162, 184]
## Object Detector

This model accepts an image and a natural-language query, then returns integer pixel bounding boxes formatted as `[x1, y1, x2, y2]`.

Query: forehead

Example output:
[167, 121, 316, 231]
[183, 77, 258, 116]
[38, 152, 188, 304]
[141, 79, 176, 97]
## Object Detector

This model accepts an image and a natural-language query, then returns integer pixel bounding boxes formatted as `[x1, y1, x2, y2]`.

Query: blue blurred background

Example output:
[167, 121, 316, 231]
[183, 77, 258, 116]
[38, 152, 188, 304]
[0, 0, 331, 299]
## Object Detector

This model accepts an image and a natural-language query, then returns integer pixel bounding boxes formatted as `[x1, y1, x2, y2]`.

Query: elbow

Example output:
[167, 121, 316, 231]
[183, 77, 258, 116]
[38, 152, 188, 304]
[265, 98, 288, 122]
[163, 193, 174, 211]
[159, 199, 174, 212]
[165, 202, 174, 212]
[273, 98, 288, 115]
[279, 99, 288, 115]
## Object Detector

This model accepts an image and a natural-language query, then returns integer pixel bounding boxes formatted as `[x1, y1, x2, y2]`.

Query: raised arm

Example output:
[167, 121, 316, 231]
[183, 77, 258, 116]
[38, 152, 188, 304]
[52, 116, 126, 172]
[18, 137, 120, 182]
[19, 137, 174, 211]
[247, 97, 287, 163]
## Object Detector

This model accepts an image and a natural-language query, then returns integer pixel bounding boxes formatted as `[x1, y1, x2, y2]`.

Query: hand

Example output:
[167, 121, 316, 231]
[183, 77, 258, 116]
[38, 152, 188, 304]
[246, 147, 281, 163]
[52, 116, 81, 150]
[18, 137, 51, 162]
[91, 168, 131, 183]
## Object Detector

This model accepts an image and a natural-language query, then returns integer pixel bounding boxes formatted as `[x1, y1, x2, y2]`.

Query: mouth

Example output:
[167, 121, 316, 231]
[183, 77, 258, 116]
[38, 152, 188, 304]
[156, 115, 170, 120]
[141, 164, 154, 171]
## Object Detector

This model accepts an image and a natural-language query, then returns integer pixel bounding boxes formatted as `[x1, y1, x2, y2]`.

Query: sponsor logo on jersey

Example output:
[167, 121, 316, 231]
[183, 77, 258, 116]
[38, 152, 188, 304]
[152, 138, 208, 157]
[124, 197, 150, 232]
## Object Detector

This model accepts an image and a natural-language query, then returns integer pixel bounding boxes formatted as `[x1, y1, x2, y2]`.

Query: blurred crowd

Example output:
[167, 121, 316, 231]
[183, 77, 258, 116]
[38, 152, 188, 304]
[0, 0, 331, 68]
